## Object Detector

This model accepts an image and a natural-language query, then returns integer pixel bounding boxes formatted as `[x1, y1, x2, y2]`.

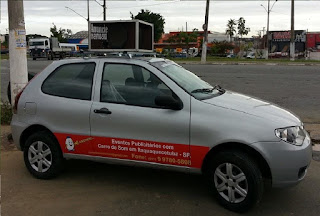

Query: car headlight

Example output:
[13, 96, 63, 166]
[275, 126, 307, 146]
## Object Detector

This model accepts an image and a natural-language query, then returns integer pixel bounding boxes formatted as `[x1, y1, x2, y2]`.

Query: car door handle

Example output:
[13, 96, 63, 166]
[94, 108, 112, 115]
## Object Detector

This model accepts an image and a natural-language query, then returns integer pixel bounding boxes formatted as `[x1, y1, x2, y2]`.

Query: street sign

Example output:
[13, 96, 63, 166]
[89, 20, 154, 52]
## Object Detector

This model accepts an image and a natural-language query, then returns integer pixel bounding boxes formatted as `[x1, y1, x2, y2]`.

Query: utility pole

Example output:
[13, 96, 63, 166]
[103, 0, 106, 21]
[87, 0, 90, 39]
[290, 0, 295, 61]
[266, 0, 270, 60]
[94, 0, 106, 20]
[262, 27, 265, 49]
[186, 22, 188, 57]
[87, 0, 90, 22]
[201, 0, 210, 64]
[8, 0, 28, 105]
[261, 0, 278, 60]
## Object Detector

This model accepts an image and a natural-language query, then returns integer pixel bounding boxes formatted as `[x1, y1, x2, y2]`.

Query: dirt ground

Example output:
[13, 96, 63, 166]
[1, 125, 320, 216]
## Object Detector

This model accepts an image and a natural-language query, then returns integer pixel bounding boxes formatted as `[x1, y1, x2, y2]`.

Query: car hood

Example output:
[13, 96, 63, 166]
[203, 91, 301, 126]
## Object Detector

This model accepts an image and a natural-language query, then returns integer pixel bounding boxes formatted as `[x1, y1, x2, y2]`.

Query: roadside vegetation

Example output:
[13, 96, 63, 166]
[1, 101, 13, 125]
[169, 56, 320, 64]
[1, 54, 9, 60]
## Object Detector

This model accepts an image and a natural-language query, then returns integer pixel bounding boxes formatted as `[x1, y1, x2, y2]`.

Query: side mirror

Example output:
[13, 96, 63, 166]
[155, 95, 183, 110]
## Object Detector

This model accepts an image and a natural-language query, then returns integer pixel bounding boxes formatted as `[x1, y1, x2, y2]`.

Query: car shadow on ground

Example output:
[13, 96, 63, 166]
[60, 159, 308, 215]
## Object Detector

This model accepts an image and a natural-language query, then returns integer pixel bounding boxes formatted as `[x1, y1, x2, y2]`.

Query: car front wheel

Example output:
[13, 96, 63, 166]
[23, 132, 63, 179]
[207, 151, 264, 212]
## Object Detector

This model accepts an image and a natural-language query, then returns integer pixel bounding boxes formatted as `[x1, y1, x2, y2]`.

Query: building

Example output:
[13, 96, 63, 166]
[154, 31, 212, 50]
[267, 30, 306, 53]
[208, 32, 229, 42]
[0, 34, 5, 43]
[67, 31, 89, 50]
[306, 32, 320, 51]
[0, 34, 9, 51]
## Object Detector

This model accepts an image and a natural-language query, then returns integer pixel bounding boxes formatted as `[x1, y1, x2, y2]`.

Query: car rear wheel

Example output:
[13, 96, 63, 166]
[23, 132, 63, 179]
[207, 151, 264, 212]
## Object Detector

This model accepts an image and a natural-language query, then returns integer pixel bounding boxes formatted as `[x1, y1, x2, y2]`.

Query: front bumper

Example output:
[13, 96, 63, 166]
[251, 136, 312, 188]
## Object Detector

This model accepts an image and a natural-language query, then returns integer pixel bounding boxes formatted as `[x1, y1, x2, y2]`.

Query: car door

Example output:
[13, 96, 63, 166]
[89, 59, 192, 169]
[38, 61, 98, 155]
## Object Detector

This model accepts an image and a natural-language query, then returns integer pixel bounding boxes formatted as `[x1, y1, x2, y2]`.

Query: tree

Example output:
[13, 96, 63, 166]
[50, 24, 72, 42]
[131, 9, 165, 42]
[209, 40, 235, 56]
[177, 28, 198, 49]
[166, 29, 199, 56]
[242, 41, 253, 53]
[225, 19, 237, 42]
[237, 17, 250, 38]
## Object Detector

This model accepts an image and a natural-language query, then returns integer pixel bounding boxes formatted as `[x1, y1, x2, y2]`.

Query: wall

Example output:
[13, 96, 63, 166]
[309, 52, 320, 60]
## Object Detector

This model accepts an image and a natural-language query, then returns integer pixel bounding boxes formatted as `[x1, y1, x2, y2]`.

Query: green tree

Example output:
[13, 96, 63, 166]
[210, 40, 235, 56]
[130, 9, 165, 42]
[50, 24, 72, 42]
[242, 41, 253, 53]
[167, 29, 198, 48]
[237, 17, 250, 38]
[225, 19, 237, 42]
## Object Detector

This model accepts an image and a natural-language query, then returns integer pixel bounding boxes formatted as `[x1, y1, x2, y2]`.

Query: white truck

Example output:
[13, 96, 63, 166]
[29, 37, 71, 60]
[188, 47, 199, 57]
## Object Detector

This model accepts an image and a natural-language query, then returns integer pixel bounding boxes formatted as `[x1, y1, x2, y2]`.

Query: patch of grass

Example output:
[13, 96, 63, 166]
[169, 56, 320, 64]
[1, 54, 9, 60]
[1, 101, 13, 125]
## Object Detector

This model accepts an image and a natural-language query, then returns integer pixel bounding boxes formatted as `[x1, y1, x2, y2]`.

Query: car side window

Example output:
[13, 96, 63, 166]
[42, 63, 96, 100]
[45, 40, 48, 46]
[101, 63, 175, 108]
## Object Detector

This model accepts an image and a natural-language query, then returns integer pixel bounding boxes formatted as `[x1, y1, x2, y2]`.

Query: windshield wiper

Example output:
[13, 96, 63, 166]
[191, 85, 224, 93]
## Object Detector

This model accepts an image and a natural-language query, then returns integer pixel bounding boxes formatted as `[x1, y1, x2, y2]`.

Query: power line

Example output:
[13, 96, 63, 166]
[65, 6, 88, 21]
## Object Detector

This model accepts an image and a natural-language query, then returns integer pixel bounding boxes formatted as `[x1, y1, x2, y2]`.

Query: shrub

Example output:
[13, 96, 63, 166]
[1, 101, 13, 125]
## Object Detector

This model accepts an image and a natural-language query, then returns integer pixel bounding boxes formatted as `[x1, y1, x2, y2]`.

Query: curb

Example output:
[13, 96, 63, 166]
[313, 144, 320, 161]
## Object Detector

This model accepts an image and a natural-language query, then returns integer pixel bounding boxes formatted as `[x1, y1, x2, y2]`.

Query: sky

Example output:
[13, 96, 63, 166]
[0, 0, 319, 38]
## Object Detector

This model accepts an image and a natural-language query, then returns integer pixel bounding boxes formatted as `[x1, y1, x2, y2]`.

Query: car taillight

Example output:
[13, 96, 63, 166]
[12, 72, 40, 114]
[13, 88, 25, 114]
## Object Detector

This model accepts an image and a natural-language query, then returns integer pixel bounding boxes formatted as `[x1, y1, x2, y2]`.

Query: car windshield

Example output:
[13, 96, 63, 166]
[29, 41, 44, 46]
[151, 60, 224, 100]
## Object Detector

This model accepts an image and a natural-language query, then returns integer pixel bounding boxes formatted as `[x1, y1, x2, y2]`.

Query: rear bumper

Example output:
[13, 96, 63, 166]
[251, 137, 312, 188]
[32, 53, 47, 58]
[11, 114, 29, 151]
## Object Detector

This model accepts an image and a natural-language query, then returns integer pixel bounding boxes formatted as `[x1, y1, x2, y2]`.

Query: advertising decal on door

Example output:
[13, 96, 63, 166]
[55, 133, 209, 168]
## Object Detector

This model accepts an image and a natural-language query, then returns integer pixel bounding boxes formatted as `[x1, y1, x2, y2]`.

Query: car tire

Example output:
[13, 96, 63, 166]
[23, 131, 63, 179]
[206, 151, 264, 213]
[33, 57, 36, 60]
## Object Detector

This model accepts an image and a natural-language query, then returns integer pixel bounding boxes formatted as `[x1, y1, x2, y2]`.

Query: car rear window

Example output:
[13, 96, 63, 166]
[42, 63, 96, 100]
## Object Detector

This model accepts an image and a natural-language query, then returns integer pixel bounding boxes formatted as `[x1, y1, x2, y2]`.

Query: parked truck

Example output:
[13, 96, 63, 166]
[29, 37, 71, 60]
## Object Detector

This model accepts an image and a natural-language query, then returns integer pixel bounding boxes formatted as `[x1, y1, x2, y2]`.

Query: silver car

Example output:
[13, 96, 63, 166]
[11, 57, 312, 212]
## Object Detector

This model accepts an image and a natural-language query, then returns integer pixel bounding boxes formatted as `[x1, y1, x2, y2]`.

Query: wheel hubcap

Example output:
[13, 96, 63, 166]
[214, 163, 248, 203]
[28, 141, 52, 173]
